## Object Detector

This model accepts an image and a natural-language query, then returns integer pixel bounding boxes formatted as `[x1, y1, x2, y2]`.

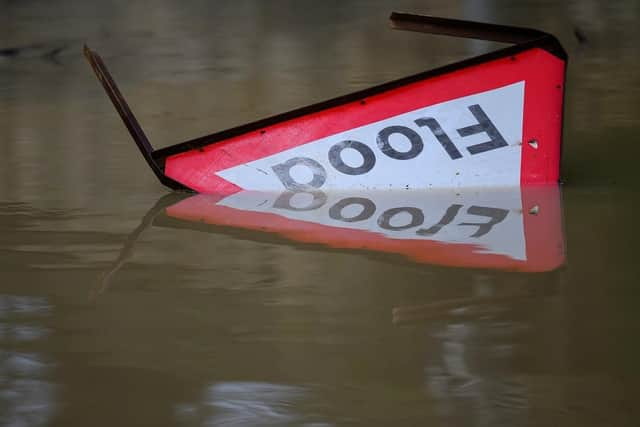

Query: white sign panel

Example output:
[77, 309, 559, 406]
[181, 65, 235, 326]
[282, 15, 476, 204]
[217, 82, 525, 191]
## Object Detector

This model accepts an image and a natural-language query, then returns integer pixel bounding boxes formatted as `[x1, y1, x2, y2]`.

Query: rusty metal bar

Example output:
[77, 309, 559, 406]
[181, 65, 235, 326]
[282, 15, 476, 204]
[389, 12, 549, 45]
[83, 45, 188, 190]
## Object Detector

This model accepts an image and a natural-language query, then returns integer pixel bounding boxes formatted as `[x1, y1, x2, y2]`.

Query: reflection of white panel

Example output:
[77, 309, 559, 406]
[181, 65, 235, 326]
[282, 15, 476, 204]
[175, 382, 310, 426]
[218, 188, 526, 261]
[218, 82, 524, 191]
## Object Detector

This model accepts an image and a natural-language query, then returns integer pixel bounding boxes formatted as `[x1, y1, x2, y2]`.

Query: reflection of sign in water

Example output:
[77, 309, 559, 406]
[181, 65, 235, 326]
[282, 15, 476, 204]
[161, 186, 565, 272]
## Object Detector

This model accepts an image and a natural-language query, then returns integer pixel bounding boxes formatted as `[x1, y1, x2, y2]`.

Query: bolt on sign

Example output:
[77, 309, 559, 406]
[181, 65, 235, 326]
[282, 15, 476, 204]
[85, 12, 567, 193]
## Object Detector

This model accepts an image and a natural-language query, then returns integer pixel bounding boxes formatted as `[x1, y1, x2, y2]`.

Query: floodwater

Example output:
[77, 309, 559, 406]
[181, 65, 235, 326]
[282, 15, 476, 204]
[1, 0, 639, 425]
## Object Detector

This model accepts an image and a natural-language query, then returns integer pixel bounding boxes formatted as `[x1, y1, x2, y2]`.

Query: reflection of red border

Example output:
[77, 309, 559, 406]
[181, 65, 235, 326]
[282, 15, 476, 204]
[165, 48, 564, 194]
[521, 185, 565, 272]
[165, 186, 564, 272]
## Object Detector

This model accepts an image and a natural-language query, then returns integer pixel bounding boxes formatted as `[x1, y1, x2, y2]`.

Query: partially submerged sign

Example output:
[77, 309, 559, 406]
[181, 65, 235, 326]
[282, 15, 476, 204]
[85, 12, 567, 193]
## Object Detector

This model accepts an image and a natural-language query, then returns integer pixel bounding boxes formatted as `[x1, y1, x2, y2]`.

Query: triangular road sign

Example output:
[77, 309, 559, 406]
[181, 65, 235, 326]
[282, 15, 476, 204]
[86, 13, 567, 193]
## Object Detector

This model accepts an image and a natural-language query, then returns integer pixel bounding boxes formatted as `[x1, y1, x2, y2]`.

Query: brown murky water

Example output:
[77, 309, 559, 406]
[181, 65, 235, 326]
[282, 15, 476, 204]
[1, 0, 640, 425]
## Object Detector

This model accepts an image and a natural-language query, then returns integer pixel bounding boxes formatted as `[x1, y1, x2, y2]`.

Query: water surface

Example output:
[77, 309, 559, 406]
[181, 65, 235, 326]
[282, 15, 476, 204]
[1, 0, 639, 425]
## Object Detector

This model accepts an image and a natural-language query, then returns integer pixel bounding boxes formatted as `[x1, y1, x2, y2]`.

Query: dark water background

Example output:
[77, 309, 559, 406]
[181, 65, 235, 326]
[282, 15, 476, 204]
[1, 0, 639, 425]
